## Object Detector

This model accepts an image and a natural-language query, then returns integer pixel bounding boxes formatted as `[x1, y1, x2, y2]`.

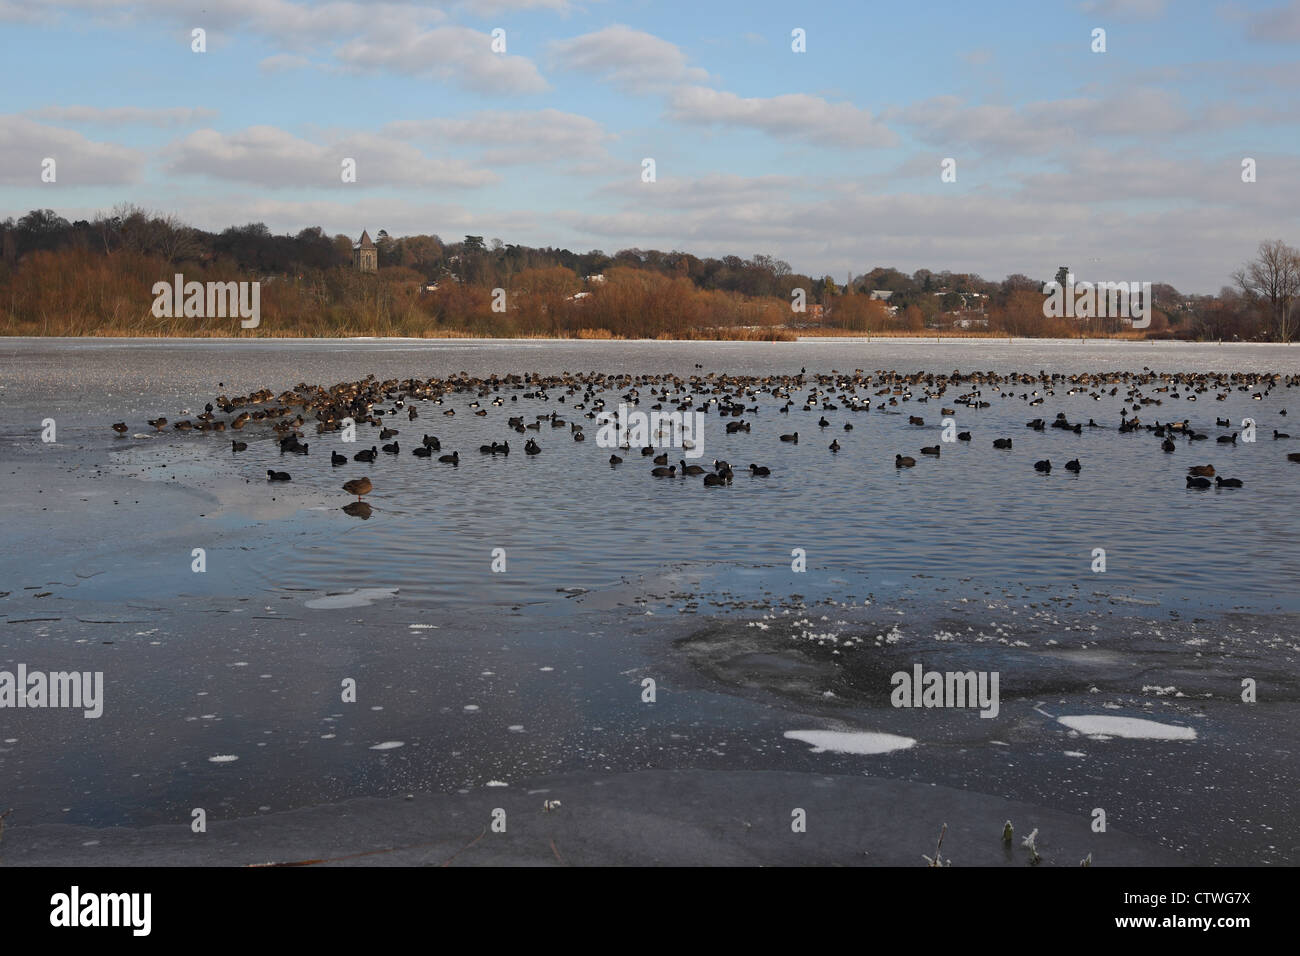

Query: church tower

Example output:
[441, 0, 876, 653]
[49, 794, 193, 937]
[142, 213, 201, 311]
[355, 231, 377, 273]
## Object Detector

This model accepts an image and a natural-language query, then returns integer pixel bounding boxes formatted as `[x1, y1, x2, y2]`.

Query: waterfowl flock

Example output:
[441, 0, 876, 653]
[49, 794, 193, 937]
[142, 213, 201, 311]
[109, 368, 1297, 516]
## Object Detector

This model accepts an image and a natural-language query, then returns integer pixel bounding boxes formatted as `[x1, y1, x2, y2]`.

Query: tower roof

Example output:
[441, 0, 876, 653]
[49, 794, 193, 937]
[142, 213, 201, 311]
[356, 230, 375, 249]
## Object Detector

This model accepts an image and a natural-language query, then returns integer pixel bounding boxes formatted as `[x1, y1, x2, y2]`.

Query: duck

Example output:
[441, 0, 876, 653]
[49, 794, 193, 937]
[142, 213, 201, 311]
[438, 451, 460, 464]
[422, 435, 441, 450]
[1288, 453, 1300, 463]
[780, 432, 799, 443]
[231, 440, 248, 453]
[342, 477, 372, 500]
[829, 440, 841, 452]
[380, 427, 398, 440]
[112, 422, 128, 434]
[266, 470, 291, 482]
[679, 461, 706, 475]
[895, 455, 916, 468]
[1217, 433, 1237, 444]
[524, 439, 541, 455]
[1186, 475, 1212, 488]
[1188, 464, 1215, 477]
[651, 465, 677, 477]
[1161, 438, 1175, 452]
[920, 446, 940, 456]
[908, 416, 924, 426]
[1034, 459, 1052, 473]
[354, 446, 378, 463]
[330, 450, 347, 465]
[993, 438, 1012, 449]
[1275, 430, 1291, 439]
[957, 431, 971, 442]
[382, 441, 400, 454]
[748, 464, 770, 476]
[818, 416, 830, 428]
[1065, 459, 1081, 472]
[653, 452, 669, 465]
[703, 472, 727, 487]
[342, 501, 373, 519]
[609, 454, 623, 465]
[147, 417, 167, 431]
[1215, 476, 1243, 488]
[412, 445, 433, 458]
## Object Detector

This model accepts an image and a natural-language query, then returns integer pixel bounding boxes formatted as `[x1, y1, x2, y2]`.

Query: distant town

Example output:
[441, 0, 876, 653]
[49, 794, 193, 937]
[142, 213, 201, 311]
[2, 208, 1294, 342]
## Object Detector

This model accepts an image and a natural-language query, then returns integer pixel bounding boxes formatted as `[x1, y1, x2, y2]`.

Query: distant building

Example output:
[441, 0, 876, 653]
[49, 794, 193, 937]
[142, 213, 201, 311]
[869, 290, 894, 301]
[354, 231, 377, 273]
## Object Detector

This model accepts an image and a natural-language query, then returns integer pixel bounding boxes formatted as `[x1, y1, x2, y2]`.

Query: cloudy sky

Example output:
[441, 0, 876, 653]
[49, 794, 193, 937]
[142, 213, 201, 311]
[2, 0, 1297, 292]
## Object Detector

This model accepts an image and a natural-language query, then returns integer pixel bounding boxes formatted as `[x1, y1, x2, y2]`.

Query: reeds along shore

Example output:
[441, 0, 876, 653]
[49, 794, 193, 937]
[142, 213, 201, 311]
[1, 247, 1182, 341]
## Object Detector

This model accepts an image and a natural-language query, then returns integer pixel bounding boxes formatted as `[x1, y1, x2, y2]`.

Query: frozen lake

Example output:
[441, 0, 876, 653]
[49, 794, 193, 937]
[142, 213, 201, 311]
[1, 337, 1297, 865]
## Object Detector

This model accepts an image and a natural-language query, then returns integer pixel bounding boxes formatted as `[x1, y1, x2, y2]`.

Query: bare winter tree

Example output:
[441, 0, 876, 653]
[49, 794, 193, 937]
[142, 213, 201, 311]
[1233, 239, 1299, 342]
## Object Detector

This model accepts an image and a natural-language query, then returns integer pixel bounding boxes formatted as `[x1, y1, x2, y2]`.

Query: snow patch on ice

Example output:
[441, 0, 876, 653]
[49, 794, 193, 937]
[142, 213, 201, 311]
[306, 587, 399, 609]
[783, 729, 915, 755]
[1058, 715, 1196, 740]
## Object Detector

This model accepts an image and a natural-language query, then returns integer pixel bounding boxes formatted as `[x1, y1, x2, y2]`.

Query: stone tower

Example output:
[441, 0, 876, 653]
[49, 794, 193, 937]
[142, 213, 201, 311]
[355, 231, 377, 273]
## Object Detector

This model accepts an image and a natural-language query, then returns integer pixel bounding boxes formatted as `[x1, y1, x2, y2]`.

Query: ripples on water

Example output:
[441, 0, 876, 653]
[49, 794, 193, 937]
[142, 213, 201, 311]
[7, 338, 1297, 612]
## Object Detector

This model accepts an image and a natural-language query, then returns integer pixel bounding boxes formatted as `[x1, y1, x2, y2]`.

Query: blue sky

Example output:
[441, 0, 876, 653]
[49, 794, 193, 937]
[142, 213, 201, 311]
[2, 0, 1298, 291]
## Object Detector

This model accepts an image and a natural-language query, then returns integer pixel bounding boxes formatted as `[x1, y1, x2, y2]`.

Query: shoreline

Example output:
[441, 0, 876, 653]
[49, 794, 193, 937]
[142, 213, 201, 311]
[2, 333, 1293, 346]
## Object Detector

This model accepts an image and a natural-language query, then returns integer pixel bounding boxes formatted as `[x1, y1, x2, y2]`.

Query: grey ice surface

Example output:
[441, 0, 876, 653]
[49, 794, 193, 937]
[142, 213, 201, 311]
[1, 338, 1297, 865]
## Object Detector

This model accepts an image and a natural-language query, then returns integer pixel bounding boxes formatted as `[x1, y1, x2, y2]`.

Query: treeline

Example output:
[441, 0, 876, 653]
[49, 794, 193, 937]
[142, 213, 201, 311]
[0, 207, 1292, 340]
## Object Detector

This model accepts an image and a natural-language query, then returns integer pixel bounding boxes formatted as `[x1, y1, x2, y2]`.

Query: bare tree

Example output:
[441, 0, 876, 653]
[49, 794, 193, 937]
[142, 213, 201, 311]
[1233, 239, 1299, 342]
[153, 214, 200, 263]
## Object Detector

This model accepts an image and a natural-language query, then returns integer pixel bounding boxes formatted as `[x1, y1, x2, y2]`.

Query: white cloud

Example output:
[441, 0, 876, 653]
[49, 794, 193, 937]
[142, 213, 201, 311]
[898, 87, 1225, 156]
[27, 105, 217, 127]
[0, 115, 142, 185]
[165, 125, 498, 188]
[551, 25, 709, 92]
[336, 25, 548, 93]
[666, 86, 896, 148]
[386, 109, 614, 167]
[1079, 0, 1170, 19]
[1243, 0, 1300, 42]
